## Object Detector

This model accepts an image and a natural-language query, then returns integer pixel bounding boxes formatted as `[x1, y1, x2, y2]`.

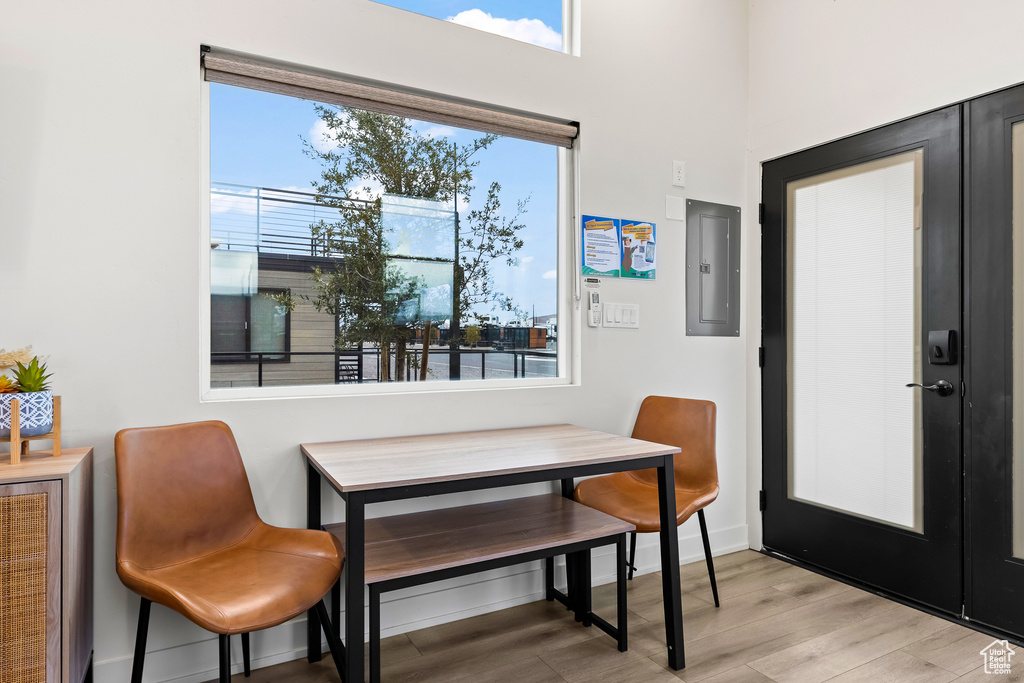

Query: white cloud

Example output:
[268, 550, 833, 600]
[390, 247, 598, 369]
[210, 186, 258, 215]
[542, 270, 557, 280]
[310, 118, 340, 153]
[421, 125, 456, 139]
[448, 9, 562, 51]
[348, 176, 386, 201]
[521, 256, 535, 264]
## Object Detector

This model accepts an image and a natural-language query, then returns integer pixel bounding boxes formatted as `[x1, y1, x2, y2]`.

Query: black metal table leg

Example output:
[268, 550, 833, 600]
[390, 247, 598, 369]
[657, 456, 684, 670]
[579, 548, 592, 627]
[560, 477, 579, 617]
[306, 460, 323, 663]
[345, 492, 367, 683]
[617, 533, 628, 652]
[544, 556, 555, 600]
[370, 583, 381, 683]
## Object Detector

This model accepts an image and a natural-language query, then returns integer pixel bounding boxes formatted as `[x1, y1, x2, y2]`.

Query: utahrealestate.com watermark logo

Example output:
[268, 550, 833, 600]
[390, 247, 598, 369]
[980, 639, 1016, 675]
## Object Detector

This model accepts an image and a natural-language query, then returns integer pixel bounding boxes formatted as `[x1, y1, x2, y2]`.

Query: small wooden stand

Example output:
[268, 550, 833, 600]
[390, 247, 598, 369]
[2, 395, 61, 464]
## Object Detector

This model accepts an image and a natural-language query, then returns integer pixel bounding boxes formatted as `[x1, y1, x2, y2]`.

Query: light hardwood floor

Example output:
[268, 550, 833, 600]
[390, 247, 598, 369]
[226, 550, 1021, 682]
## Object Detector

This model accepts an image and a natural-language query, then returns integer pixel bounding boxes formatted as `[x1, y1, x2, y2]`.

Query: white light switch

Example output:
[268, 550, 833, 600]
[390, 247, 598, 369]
[602, 303, 640, 329]
[672, 160, 686, 187]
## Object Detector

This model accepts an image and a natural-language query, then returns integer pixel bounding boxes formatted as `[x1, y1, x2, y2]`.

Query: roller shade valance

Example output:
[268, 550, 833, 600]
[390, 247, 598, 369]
[202, 48, 578, 148]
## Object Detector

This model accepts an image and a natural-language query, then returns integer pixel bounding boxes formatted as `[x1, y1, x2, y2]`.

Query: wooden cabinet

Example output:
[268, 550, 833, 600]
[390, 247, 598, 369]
[0, 448, 92, 683]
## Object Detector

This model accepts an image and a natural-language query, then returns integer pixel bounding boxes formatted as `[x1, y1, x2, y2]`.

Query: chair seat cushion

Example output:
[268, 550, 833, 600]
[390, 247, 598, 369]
[117, 522, 344, 634]
[574, 472, 719, 533]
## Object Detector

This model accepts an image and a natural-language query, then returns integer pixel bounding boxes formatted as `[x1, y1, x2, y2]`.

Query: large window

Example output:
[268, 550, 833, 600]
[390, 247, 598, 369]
[203, 50, 574, 394]
[370, 1, 565, 52]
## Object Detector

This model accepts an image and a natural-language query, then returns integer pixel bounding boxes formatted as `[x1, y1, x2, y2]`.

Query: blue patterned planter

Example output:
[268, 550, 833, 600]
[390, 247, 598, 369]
[0, 391, 54, 437]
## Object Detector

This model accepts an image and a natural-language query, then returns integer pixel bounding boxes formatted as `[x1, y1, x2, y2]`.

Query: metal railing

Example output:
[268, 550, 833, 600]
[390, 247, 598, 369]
[210, 182, 370, 256]
[211, 348, 556, 387]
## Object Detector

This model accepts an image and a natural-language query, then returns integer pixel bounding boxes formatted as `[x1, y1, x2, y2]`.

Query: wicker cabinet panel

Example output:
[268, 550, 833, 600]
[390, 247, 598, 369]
[0, 482, 60, 683]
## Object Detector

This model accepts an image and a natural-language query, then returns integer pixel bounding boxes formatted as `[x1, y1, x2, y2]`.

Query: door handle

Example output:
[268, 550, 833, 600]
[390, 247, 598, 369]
[905, 379, 955, 397]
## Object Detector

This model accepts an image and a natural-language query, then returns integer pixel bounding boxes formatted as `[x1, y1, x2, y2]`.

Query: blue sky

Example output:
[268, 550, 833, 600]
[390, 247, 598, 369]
[210, 34, 560, 321]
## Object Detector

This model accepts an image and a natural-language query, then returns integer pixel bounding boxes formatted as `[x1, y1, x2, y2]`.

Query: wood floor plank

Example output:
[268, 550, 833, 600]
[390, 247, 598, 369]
[540, 637, 677, 682]
[709, 559, 808, 600]
[956, 663, 1024, 681]
[668, 587, 900, 682]
[770, 571, 853, 603]
[824, 650, 958, 683]
[631, 587, 806, 644]
[681, 665, 774, 683]
[747, 604, 950, 683]
[901, 624, 1000, 675]
[380, 613, 597, 682]
[450, 655, 565, 683]
[592, 571, 710, 620]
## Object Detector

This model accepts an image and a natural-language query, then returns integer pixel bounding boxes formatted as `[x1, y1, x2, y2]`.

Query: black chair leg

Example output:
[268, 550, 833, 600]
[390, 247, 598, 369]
[544, 556, 555, 600]
[131, 598, 151, 683]
[241, 632, 250, 677]
[627, 532, 637, 580]
[698, 509, 720, 607]
[219, 634, 231, 682]
[314, 599, 347, 682]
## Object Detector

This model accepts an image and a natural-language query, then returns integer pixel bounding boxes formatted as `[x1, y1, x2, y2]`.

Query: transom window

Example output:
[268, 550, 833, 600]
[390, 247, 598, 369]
[370, 1, 565, 52]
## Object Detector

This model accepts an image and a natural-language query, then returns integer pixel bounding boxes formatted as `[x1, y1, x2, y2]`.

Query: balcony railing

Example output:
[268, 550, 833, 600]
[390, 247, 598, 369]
[210, 348, 556, 387]
[211, 182, 370, 256]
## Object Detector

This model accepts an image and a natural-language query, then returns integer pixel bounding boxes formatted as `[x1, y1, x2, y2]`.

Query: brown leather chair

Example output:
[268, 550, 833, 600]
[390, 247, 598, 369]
[573, 396, 720, 604]
[115, 421, 347, 682]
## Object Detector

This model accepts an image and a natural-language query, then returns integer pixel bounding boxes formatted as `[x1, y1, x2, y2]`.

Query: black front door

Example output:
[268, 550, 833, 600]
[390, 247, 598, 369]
[966, 83, 1024, 636]
[761, 105, 963, 614]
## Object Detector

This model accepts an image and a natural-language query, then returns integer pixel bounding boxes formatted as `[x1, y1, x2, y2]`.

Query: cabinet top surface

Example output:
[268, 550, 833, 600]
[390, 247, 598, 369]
[0, 447, 92, 481]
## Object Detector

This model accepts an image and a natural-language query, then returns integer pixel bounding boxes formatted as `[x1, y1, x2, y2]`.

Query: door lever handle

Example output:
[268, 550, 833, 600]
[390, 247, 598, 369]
[905, 379, 954, 397]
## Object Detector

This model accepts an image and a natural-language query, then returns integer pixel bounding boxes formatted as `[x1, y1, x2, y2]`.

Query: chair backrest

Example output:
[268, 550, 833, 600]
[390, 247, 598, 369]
[115, 420, 261, 570]
[628, 396, 718, 492]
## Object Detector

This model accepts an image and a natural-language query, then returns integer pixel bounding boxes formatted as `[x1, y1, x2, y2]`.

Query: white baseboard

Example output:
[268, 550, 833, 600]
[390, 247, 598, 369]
[93, 523, 749, 683]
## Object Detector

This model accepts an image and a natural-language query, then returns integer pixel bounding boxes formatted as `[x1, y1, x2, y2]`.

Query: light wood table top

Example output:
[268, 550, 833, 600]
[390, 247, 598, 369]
[301, 423, 680, 492]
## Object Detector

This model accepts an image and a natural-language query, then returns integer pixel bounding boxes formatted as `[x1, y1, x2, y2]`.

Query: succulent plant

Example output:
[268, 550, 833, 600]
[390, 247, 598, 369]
[12, 357, 52, 393]
[0, 376, 17, 393]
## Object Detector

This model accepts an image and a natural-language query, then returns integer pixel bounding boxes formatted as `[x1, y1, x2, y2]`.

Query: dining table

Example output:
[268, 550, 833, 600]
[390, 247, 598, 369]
[301, 423, 686, 681]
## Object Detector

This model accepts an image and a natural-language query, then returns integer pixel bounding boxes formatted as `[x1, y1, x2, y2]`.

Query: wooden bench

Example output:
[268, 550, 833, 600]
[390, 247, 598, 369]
[324, 493, 634, 682]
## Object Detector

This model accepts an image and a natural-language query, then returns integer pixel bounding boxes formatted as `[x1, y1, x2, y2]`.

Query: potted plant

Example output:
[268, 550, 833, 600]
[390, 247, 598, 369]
[0, 349, 55, 438]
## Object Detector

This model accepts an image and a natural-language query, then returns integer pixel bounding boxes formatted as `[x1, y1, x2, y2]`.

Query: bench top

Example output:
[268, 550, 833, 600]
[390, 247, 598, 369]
[324, 494, 635, 584]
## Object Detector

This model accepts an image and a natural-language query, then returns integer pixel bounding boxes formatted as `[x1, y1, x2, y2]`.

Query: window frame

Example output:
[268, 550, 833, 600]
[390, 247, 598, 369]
[199, 71, 579, 402]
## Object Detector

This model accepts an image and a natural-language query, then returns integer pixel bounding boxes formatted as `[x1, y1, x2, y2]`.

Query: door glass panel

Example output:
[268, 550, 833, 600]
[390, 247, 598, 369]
[787, 150, 924, 531]
[1013, 122, 1024, 558]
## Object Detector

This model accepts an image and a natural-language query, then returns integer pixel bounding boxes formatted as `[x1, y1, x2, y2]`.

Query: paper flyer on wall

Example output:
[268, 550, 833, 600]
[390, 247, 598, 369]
[620, 220, 656, 279]
[581, 214, 656, 279]
[581, 215, 620, 277]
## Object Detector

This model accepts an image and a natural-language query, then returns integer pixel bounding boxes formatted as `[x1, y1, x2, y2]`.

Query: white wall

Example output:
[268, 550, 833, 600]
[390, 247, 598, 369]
[0, 1, 750, 680]
[745, 0, 1024, 548]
